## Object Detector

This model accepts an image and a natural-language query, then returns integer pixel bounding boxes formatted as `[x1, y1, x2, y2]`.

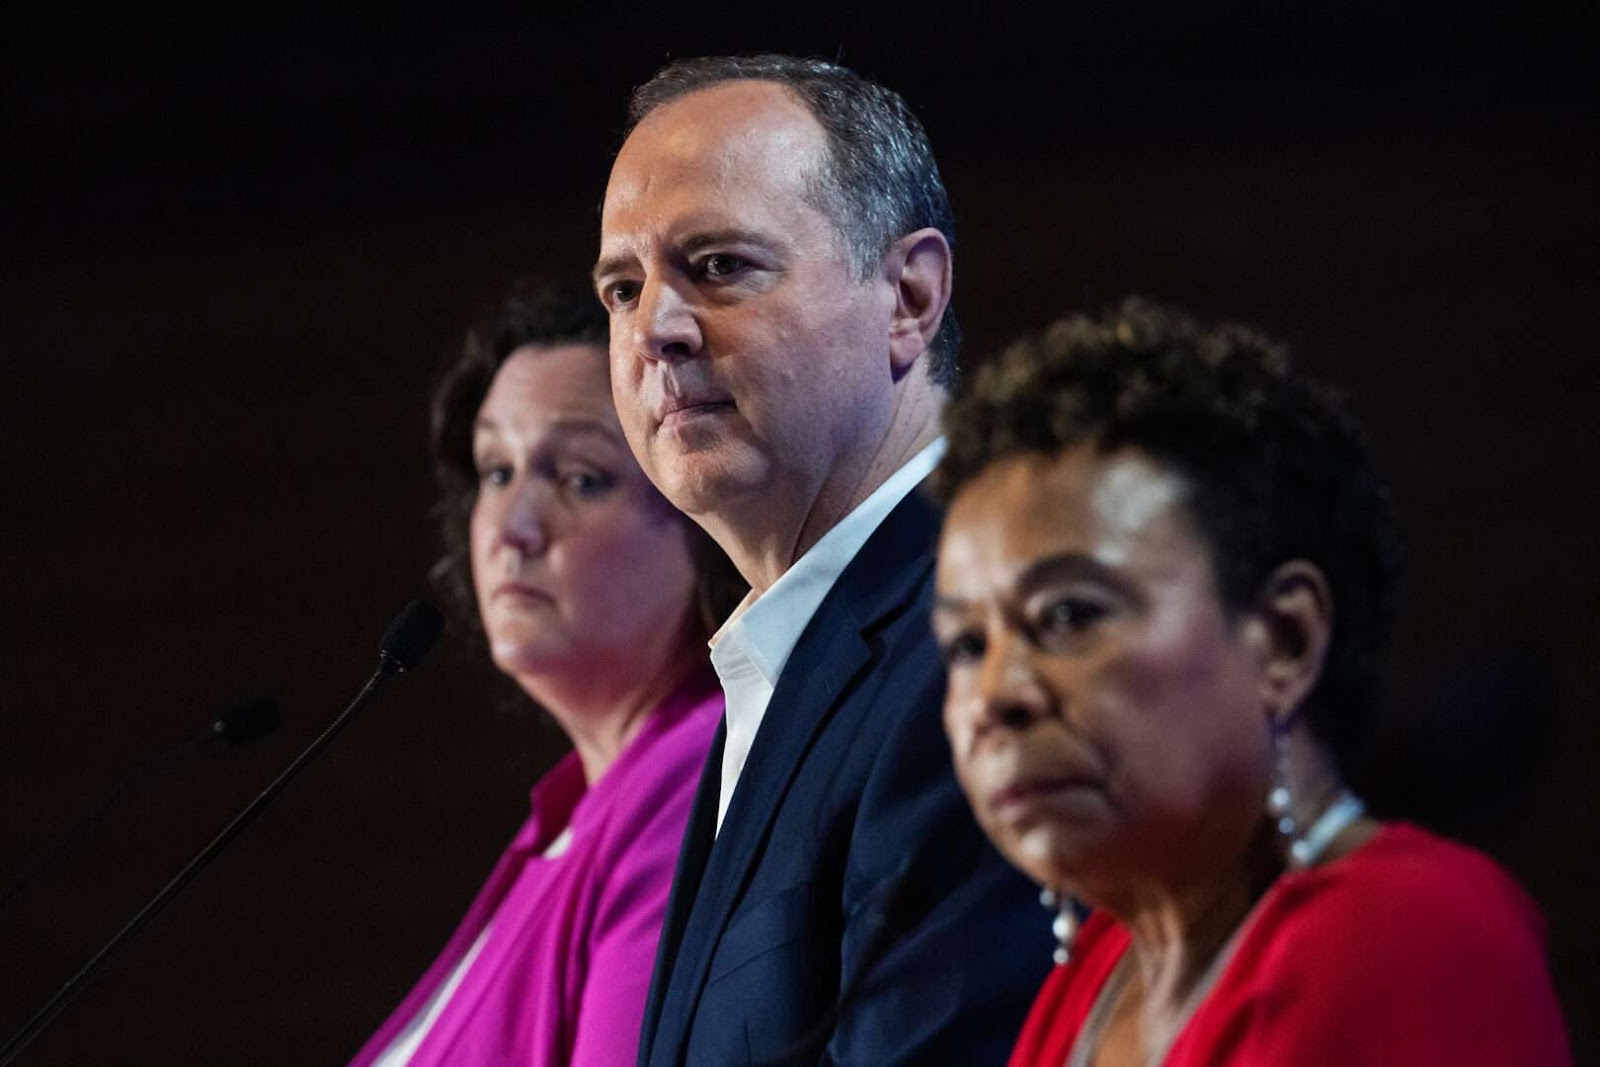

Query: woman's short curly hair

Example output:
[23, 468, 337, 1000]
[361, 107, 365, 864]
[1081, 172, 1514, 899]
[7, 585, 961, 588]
[936, 298, 1404, 777]
[430, 278, 745, 639]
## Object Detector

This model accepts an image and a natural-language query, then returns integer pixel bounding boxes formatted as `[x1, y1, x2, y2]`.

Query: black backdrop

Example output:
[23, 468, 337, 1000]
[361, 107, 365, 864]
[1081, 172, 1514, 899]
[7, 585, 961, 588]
[3, 7, 1596, 1063]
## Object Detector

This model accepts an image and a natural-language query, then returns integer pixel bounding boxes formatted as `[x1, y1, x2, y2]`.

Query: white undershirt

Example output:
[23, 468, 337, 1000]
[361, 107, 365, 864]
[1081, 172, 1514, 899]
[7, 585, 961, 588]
[709, 439, 946, 833]
[373, 826, 574, 1065]
[373, 926, 492, 1067]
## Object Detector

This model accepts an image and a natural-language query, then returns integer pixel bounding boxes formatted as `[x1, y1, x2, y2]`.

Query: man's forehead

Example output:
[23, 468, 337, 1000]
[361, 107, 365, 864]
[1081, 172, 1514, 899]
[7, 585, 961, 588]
[631, 79, 821, 146]
[608, 82, 826, 195]
[600, 82, 834, 254]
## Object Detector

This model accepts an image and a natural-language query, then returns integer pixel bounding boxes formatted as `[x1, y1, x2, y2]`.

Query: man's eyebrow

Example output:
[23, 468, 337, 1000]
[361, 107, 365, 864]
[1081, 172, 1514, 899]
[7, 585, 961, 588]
[591, 252, 635, 289]
[593, 228, 783, 286]
[677, 227, 780, 256]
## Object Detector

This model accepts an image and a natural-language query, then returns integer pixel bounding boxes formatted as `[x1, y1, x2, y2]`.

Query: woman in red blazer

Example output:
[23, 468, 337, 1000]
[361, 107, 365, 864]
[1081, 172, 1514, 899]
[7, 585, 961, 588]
[931, 298, 1571, 1066]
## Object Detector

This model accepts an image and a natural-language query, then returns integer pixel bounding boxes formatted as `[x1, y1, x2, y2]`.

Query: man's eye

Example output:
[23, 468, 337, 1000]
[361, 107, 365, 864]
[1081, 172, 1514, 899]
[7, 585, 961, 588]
[605, 280, 640, 307]
[700, 253, 748, 279]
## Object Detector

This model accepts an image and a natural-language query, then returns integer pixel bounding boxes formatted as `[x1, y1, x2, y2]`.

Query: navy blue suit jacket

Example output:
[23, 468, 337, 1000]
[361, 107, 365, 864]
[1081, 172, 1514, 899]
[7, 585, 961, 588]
[637, 486, 1050, 1066]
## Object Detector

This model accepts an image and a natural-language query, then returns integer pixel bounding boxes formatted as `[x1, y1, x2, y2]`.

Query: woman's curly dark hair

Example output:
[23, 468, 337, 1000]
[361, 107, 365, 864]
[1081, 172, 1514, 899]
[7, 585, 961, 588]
[936, 298, 1404, 778]
[429, 277, 745, 640]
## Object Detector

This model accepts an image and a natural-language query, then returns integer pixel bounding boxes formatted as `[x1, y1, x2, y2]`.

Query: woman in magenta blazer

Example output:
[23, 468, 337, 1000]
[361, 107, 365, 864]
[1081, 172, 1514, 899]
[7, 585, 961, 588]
[351, 280, 741, 1066]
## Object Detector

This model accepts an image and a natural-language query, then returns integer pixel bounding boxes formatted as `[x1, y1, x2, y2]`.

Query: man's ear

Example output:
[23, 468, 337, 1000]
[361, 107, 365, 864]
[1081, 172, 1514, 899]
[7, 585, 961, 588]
[883, 227, 952, 378]
[1252, 560, 1334, 729]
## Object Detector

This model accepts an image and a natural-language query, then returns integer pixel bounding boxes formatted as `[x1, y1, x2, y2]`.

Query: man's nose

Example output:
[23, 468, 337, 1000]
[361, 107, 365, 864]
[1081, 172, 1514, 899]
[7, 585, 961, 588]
[632, 276, 703, 363]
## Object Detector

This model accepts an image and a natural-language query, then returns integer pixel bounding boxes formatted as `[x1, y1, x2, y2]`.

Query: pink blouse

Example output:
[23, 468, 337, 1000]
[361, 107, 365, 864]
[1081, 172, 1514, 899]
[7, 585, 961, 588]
[351, 671, 722, 1066]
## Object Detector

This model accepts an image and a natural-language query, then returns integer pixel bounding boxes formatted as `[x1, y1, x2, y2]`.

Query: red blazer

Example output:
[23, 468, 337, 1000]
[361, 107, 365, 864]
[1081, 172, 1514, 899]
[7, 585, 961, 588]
[1011, 824, 1571, 1066]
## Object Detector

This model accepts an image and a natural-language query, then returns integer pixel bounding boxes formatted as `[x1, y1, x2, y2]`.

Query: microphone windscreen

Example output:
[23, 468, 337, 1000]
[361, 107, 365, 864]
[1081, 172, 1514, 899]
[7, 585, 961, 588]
[211, 695, 281, 746]
[380, 600, 444, 671]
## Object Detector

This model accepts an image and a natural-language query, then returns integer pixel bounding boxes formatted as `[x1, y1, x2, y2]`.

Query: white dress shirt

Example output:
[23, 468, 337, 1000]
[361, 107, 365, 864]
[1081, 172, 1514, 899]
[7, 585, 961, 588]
[372, 827, 574, 1065]
[709, 438, 946, 833]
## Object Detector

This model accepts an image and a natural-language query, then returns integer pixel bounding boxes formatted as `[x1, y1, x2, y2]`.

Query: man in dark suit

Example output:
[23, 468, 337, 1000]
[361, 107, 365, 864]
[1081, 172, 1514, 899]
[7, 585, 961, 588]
[593, 54, 1050, 1064]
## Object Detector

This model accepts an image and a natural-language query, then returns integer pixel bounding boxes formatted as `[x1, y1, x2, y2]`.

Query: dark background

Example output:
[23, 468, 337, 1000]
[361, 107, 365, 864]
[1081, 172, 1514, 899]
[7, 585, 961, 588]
[3, 6, 1595, 1063]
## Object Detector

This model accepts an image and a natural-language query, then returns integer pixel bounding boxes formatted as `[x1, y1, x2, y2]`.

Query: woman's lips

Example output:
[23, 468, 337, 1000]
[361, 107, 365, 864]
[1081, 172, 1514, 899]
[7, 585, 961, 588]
[987, 777, 1097, 818]
[492, 582, 553, 604]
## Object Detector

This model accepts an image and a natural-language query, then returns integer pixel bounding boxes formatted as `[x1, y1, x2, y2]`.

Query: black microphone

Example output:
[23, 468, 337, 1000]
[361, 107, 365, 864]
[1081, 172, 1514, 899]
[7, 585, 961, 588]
[379, 599, 445, 673]
[0, 600, 444, 1066]
[0, 695, 282, 918]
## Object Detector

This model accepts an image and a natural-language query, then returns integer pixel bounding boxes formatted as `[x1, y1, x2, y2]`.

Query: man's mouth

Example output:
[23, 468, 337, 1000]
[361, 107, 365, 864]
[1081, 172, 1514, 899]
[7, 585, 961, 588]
[659, 397, 735, 429]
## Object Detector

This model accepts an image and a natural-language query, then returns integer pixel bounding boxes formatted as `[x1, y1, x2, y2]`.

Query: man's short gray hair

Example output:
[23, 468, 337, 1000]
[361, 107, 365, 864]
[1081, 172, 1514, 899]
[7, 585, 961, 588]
[627, 54, 961, 387]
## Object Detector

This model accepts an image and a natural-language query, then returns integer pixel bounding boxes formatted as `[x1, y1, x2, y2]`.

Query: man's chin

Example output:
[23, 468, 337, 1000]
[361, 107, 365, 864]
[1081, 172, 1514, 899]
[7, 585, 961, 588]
[650, 452, 771, 519]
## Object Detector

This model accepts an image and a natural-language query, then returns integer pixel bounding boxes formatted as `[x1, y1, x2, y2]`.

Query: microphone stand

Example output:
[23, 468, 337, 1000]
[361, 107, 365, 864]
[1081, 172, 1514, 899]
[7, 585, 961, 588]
[1, 651, 411, 1065]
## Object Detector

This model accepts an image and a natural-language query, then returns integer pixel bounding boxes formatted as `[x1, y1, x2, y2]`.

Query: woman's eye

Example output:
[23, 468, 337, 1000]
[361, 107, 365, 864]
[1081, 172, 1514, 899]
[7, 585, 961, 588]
[1038, 598, 1108, 637]
[939, 632, 986, 667]
[562, 468, 613, 495]
[478, 464, 512, 489]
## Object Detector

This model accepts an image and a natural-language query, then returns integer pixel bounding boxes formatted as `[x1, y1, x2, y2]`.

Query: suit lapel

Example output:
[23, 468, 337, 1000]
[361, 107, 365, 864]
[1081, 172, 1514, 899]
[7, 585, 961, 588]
[648, 487, 941, 1065]
[638, 717, 724, 1066]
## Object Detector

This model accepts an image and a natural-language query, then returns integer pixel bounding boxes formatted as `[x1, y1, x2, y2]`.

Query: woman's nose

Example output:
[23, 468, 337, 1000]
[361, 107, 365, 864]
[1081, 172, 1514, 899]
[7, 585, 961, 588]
[975, 632, 1053, 732]
[497, 481, 550, 557]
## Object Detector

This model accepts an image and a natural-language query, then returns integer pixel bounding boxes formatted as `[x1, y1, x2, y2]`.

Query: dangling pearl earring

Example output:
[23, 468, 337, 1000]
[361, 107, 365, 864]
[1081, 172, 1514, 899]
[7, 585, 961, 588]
[1266, 718, 1297, 845]
[1039, 886, 1079, 965]
[1267, 715, 1366, 869]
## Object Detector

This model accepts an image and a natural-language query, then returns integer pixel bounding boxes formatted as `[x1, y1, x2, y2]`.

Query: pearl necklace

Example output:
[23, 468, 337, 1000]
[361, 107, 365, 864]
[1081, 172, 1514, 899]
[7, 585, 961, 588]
[1064, 791, 1367, 1066]
[1289, 790, 1365, 868]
